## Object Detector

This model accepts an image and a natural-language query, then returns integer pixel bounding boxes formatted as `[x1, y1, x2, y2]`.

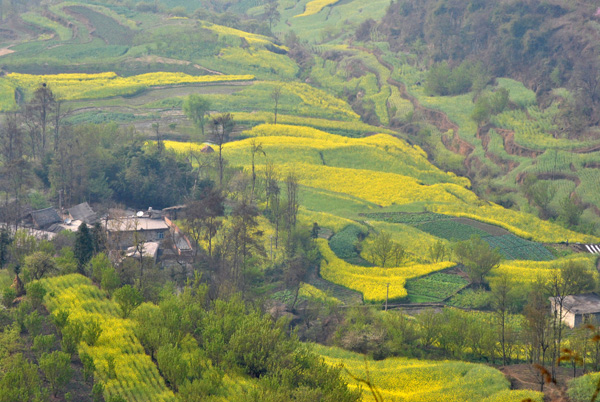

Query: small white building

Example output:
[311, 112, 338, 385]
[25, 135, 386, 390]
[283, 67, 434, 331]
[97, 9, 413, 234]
[550, 293, 600, 328]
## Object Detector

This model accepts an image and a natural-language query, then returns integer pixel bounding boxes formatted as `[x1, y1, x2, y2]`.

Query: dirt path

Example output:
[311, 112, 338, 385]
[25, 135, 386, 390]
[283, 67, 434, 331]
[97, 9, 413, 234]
[500, 364, 578, 401]
[306, 265, 363, 305]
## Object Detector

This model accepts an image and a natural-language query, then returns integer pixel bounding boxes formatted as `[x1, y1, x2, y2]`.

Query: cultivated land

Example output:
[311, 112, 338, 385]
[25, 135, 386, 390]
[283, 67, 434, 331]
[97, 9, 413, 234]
[1, 0, 600, 401]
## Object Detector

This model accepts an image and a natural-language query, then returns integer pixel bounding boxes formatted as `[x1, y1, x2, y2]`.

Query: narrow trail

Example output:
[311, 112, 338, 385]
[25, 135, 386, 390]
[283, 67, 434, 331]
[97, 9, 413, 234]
[305, 264, 363, 306]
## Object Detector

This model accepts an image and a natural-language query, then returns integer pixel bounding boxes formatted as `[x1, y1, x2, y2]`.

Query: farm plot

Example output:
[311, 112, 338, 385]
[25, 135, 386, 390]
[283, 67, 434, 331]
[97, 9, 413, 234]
[361, 212, 554, 261]
[40, 274, 176, 402]
[314, 344, 543, 402]
[66, 6, 133, 45]
[405, 273, 469, 303]
[318, 239, 453, 302]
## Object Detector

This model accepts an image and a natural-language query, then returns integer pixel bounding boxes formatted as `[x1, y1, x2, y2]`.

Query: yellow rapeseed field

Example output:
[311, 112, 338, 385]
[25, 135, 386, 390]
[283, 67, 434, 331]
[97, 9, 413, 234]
[3, 72, 254, 105]
[314, 344, 543, 402]
[318, 239, 453, 302]
[295, 0, 340, 17]
[40, 274, 176, 402]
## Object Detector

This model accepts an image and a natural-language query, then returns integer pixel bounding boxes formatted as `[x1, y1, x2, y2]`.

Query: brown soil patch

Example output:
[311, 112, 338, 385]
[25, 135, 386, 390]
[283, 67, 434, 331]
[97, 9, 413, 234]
[0, 48, 14, 56]
[584, 161, 600, 169]
[500, 364, 582, 402]
[494, 128, 542, 158]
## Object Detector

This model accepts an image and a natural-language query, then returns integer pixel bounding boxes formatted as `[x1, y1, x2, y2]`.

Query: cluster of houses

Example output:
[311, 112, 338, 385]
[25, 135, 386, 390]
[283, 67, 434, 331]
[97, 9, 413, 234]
[18, 202, 193, 267]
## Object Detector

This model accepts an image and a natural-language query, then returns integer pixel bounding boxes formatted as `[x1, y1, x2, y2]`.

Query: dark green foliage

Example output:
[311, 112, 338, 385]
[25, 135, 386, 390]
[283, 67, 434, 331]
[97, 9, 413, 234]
[113, 285, 143, 318]
[328, 225, 370, 266]
[101, 266, 121, 296]
[39, 351, 73, 397]
[74, 223, 93, 273]
[425, 60, 487, 96]
[51, 309, 69, 334]
[0, 229, 11, 268]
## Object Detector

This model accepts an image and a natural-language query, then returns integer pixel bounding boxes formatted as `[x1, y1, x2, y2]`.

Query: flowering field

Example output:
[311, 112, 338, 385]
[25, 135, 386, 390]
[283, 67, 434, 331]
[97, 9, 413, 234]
[0, 72, 253, 108]
[40, 274, 176, 402]
[314, 344, 543, 402]
[295, 0, 340, 17]
[318, 239, 453, 302]
[490, 255, 596, 283]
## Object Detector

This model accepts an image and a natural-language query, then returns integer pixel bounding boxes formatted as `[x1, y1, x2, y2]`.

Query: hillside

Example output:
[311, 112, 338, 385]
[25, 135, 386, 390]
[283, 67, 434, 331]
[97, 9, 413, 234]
[0, 0, 600, 401]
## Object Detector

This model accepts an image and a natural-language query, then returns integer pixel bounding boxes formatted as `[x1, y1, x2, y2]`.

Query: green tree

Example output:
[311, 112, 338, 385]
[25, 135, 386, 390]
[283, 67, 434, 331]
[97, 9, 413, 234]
[114, 285, 143, 318]
[453, 235, 502, 286]
[0, 353, 44, 402]
[365, 231, 405, 267]
[183, 95, 210, 137]
[101, 266, 121, 296]
[25, 281, 46, 309]
[90, 253, 112, 284]
[559, 195, 584, 228]
[74, 223, 93, 273]
[23, 251, 56, 281]
[39, 351, 73, 397]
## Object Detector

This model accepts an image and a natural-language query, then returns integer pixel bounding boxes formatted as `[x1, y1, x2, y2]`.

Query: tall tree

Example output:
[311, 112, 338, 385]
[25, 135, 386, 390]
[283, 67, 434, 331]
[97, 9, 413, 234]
[183, 95, 210, 137]
[263, 0, 280, 31]
[250, 140, 265, 200]
[185, 188, 225, 259]
[210, 113, 234, 187]
[74, 223, 93, 273]
[490, 273, 515, 366]
[29, 83, 56, 155]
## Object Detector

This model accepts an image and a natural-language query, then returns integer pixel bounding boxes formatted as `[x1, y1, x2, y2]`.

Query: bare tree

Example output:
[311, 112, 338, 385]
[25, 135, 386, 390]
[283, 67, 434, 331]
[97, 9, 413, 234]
[250, 139, 265, 200]
[271, 85, 282, 124]
[210, 113, 235, 187]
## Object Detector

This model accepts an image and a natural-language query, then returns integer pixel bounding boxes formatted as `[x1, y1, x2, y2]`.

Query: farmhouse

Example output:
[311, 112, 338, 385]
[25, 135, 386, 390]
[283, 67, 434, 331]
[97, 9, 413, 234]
[104, 215, 170, 249]
[550, 293, 600, 328]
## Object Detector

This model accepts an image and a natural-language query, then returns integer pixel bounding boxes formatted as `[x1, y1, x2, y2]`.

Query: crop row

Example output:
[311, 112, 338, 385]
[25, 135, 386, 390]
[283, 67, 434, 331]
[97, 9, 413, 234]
[40, 274, 176, 402]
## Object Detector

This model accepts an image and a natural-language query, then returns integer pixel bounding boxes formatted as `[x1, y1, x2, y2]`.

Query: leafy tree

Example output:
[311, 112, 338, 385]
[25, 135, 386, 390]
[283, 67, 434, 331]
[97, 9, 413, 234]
[183, 95, 210, 137]
[39, 351, 73, 397]
[74, 223, 93, 273]
[90, 253, 112, 284]
[114, 285, 143, 318]
[490, 273, 516, 365]
[23, 251, 56, 281]
[0, 353, 44, 402]
[453, 235, 502, 286]
[23, 310, 43, 337]
[428, 240, 447, 262]
[263, 1, 280, 31]
[101, 266, 121, 296]
[32, 334, 56, 357]
[365, 231, 405, 267]
[559, 195, 584, 228]
[61, 319, 84, 356]
[25, 281, 46, 309]
[81, 351, 95, 382]
[271, 85, 282, 124]
[184, 188, 225, 259]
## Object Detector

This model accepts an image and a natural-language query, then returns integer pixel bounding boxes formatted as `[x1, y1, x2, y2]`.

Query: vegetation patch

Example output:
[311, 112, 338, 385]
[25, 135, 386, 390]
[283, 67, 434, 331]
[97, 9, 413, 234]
[405, 272, 469, 303]
[328, 224, 370, 266]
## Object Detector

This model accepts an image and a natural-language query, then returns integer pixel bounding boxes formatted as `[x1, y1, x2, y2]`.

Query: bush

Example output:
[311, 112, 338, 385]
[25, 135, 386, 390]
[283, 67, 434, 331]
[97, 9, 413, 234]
[25, 281, 46, 309]
[1, 286, 16, 308]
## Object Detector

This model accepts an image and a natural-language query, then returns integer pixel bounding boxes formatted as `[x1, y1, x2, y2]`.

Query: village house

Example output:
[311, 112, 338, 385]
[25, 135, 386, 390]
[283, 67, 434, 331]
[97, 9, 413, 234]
[550, 293, 600, 328]
[104, 214, 170, 249]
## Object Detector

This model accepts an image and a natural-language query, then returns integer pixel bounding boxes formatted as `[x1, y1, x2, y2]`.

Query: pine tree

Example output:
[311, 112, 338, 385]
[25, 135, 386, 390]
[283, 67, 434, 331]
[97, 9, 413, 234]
[74, 223, 93, 274]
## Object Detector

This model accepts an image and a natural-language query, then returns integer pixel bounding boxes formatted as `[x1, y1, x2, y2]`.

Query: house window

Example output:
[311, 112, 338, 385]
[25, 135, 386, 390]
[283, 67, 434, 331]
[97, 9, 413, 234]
[158, 232, 164, 240]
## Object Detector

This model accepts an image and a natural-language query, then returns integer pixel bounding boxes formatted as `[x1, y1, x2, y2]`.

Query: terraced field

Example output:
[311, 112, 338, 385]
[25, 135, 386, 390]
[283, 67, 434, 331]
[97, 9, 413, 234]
[314, 344, 544, 402]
